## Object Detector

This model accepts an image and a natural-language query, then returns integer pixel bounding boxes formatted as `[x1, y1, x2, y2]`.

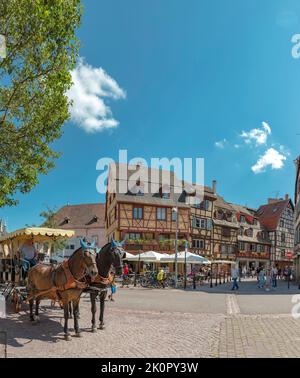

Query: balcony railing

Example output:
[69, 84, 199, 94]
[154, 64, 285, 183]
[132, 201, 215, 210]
[237, 251, 270, 260]
[125, 239, 186, 252]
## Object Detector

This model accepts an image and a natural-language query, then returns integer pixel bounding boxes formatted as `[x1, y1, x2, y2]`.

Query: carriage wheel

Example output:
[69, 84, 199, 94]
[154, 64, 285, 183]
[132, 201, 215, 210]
[12, 290, 21, 313]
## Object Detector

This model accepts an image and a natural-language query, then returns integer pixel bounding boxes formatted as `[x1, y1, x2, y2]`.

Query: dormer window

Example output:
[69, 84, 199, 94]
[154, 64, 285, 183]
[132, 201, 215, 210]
[159, 185, 170, 199]
[216, 209, 223, 220]
[64, 217, 70, 224]
[93, 216, 98, 223]
[225, 211, 233, 222]
[246, 228, 253, 237]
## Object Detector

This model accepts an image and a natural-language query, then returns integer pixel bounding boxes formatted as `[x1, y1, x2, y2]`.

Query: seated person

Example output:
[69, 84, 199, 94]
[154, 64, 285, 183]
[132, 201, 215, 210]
[20, 240, 37, 276]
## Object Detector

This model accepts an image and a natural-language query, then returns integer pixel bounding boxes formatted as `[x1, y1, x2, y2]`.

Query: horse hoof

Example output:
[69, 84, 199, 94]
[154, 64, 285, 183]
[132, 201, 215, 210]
[98, 324, 105, 330]
[91, 327, 97, 333]
[34, 316, 40, 322]
[64, 334, 71, 341]
[74, 332, 82, 338]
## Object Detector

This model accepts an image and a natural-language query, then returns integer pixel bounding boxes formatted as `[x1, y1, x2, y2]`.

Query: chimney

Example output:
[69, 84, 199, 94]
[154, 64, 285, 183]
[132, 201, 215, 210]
[285, 194, 289, 200]
[212, 180, 217, 194]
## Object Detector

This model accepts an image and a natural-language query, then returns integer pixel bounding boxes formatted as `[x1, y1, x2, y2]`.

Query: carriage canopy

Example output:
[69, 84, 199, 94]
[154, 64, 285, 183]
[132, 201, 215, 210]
[0, 227, 75, 259]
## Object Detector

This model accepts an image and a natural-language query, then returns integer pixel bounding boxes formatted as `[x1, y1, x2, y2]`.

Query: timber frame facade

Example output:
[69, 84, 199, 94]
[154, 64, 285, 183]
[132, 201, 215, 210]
[256, 198, 294, 270]
[295, 156, 300, 281]
[105, 162, 294, 269]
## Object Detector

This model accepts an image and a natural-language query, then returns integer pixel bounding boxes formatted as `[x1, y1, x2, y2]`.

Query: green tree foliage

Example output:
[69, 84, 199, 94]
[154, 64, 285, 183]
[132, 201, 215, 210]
[40, 205, 67, 253]
[0, 0, 82, 207]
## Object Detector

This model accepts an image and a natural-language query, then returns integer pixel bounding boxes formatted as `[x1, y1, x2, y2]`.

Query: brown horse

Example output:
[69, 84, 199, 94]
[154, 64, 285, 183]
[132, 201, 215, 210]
[27, 240, 98, 340]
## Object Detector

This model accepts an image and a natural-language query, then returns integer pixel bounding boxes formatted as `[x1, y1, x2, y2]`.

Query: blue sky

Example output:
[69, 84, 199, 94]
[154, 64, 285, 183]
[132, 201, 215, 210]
[2, 0, 300, 230]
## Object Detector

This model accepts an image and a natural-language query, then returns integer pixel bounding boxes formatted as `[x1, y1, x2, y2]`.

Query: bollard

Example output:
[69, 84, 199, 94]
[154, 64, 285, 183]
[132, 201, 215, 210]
[193, 275, 196, 290]
[134, 272, 137, 287]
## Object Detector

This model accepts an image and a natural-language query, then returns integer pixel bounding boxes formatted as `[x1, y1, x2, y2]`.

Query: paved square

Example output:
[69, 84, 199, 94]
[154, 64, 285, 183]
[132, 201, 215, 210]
[1, 280, 300, 358]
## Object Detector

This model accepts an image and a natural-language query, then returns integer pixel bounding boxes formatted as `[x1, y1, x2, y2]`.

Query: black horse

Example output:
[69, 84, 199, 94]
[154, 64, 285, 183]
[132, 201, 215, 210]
[89, 239, 125, 332]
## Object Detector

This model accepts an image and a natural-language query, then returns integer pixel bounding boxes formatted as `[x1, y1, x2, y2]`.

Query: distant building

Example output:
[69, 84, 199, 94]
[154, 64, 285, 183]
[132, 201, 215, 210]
[256, 196, 294, 270]
[52, 203, 106, 256]
[294, 157, 300, 281]
[0, 219, 7, 237]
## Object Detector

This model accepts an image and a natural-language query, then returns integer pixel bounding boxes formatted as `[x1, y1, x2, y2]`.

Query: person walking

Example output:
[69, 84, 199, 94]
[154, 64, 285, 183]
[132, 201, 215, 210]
[157, 268, 166, 289]
[231, 265, 239, 291]
[258, 268, 265, 288]
[108, 274, 116, 301]
[271, 265, 278, 288]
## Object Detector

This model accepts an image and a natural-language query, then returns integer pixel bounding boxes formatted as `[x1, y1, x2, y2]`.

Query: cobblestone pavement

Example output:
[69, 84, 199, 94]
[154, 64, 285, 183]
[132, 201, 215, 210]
[2, 300, 224, 358]
[1, 282, 300, 358]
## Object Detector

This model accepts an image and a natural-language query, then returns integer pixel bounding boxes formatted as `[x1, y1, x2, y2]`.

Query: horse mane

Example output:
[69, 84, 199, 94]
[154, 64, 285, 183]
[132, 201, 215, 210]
[67, 246, 82, 260]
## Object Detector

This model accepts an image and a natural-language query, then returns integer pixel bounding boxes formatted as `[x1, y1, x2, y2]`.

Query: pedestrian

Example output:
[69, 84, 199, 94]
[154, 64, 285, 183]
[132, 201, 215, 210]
[121, 263, 129, 288]
[258, 268, 265, 288]
[157, 268, 165, 289]
[231, 265, 239, 291]
[108, 274, 116, 301]
[271, 265, 278, 288]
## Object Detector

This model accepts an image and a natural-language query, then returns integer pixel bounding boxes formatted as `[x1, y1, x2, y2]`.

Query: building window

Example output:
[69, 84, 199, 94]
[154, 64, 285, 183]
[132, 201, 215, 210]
[125, 233, 141, 240]
[246, 228, 253, 237]
[172, 210, 177, 221]
[206, 219, 212, 230]
[239, 227, 244, 236]
[239, 241, 245, 251]
[240, 215, 246, 223]
[133, 207, 143, 219]
[200, 200, 211, 210]
[192, 217, 211, 230]
[157, 207, 166, 220]
[222, 227, 231, 237]
[280, 219, 284, 228]
[192, 239, 205, 249]
[281, 232, 285, 243]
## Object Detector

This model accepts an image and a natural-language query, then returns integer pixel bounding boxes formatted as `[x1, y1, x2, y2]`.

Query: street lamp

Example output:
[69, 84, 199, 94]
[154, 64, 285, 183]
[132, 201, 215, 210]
[172, 206, 178, 288]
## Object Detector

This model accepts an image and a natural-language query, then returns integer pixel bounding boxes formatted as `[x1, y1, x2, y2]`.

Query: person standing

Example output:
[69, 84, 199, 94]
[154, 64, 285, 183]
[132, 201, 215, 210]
[121, 263, 129, 288]
[271, 265, 278, 288]
[258, 268, 265, 288]
[231, 265, 239, 291]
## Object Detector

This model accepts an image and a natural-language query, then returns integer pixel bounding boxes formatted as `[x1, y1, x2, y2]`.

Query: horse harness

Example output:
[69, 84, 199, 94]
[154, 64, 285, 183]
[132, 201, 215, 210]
[52, 260, 87, 291]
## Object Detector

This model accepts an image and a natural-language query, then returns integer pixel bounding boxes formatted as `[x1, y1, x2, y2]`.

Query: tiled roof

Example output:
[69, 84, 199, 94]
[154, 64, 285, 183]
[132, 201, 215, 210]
[109, 163, 216, 208]
[52, 203, 105, 229]
[255, 199, 290, 231]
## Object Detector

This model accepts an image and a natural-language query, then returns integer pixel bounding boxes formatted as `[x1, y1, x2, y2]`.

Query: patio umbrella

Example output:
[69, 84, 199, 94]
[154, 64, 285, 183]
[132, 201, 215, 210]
[125, 251, 168, 262]
[160, 251, 210, 265]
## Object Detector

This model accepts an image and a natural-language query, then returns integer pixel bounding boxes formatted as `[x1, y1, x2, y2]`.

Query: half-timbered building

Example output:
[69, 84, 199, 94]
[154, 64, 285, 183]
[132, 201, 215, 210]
[294, 156, 300, 281]
[106, 163, 191, 254]
[256, 196, 294, 270]
[230, 204, 271, 270]
[212, 196, 239, 261]
[188, 181, 217, 259]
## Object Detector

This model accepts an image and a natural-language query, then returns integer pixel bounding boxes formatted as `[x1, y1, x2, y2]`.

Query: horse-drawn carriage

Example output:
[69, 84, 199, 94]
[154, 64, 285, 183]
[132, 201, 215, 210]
[0, 228, 125, 340]
[0, 227, 75, 312]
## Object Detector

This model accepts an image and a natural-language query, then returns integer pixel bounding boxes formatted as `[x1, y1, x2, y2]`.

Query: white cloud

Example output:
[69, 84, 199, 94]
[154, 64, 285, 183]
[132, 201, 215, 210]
[251, 148, 287, 174]
[214, 139, 227, 148]
[67, 58, 126, 133]
[240, 121, 271, 146]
